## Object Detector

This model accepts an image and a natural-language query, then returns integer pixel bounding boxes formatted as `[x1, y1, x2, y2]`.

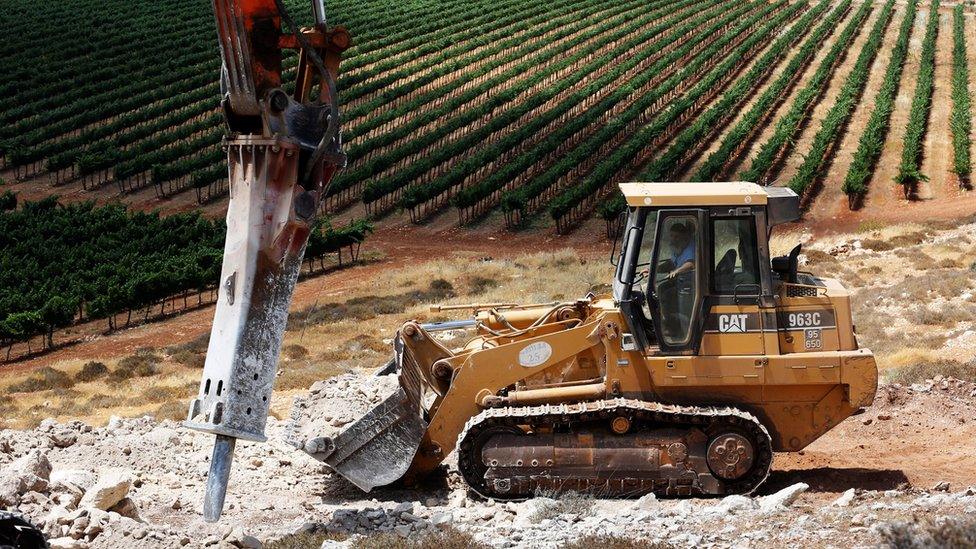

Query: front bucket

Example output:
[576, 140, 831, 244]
[289, 335, 431, 491]
[317, 385, 427, 491]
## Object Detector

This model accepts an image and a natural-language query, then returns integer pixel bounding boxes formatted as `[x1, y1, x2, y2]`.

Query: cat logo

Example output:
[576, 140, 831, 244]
[718, 314, 748, 333]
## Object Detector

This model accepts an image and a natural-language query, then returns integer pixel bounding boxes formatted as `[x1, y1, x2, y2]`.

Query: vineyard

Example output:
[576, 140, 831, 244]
[0, 197, 371, 361]
[2, 0, 975, 232]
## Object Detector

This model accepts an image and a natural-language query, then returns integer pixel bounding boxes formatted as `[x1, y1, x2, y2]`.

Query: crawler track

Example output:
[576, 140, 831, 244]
[458, 398, 772, 499]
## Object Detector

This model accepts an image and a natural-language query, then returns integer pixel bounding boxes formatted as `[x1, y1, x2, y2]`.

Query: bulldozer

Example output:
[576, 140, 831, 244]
[183, 0, 877, 522]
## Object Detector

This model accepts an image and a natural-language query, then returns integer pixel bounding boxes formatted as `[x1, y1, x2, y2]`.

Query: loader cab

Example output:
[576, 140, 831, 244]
[612, 182, 799, 355]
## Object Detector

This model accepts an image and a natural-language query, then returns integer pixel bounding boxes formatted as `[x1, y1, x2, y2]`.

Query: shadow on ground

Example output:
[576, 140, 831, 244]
[761, 467, 910, 495]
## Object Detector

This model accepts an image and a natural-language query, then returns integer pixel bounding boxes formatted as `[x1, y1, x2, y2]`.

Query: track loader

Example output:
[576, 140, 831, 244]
[289, 182, 878, 499]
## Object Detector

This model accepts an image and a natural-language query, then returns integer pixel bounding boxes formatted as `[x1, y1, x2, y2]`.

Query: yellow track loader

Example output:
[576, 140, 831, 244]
[294, 182, 878, 499]
[188, 178, 878, 510]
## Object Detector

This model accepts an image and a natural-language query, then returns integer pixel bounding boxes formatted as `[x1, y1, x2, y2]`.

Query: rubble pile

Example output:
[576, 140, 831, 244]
[0, 379, 974, 548]
[286, 373, 400, 453]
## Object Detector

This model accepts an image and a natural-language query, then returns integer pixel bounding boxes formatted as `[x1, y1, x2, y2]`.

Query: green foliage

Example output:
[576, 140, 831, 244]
[600, 0, 833, 222]
[0, 198, 369, 352]
[548, 0, 797, 224]
[786, 0, 897, 197]
[305, 218, 374, 259]
[363, 0, 709, 207]
[895, 0, 941, 187]
[692, 0, 853, 183]
[448, 0, 732, 214]
[842, 0, 919, 199]
[0, 200, 223, 349]
[0, 190, 16, 211]
[950, 5, 972, 177]
[741, 0, 874, 184]
[324, 0, 651, 201]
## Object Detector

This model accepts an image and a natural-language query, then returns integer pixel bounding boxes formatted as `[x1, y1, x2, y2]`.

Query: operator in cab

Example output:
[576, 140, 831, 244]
[665, 222, 695, 280]
[656, 219, 697, 342]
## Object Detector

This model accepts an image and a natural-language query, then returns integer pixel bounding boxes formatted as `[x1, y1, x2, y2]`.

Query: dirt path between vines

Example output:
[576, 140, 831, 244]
[729, 2, 862, 178]
[805, 3, 904, 221]
[773, 0, 887, 187]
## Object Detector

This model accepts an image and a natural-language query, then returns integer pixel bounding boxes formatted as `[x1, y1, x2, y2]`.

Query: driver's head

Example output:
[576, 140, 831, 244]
[669, 222, 690, 248]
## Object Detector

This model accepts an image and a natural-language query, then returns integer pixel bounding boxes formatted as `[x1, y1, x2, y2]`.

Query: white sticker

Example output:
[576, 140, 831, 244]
[518, 342, 552, 367]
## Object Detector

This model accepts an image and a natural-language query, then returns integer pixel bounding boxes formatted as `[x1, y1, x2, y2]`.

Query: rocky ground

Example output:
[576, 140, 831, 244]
[2, 374, 976, 549]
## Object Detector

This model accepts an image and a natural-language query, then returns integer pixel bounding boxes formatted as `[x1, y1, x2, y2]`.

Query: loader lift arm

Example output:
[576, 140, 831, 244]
[183, 0, 349, 522]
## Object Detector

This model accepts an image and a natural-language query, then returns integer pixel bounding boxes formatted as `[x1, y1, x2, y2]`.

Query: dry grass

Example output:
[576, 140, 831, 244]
[264, 528, 485, 549]
[873, 268, 974, 302]
[166, 333, 209, 368]
[904, 251, 937, 270]
[856, 219, 888, 233]
[912, 303, 976, 325]
[889, 231, 930, 248]
[352, 528, 488, 549]
[264, 532, 347, 549]
[879, 515, 976, 548]
[563, 536, 673, 549]
[109, 348, 161, 382]
[282, 344, 309, 360]
[861, 239, 896, 252]
[0, 250, 620, 427]
[7, 366, 74, 393]
[529, 491, 595, 521]
[886, 359, 976, 385]
[286, 279, 456, 330]
[801, 249, 837, 266]
[75, 361, 108, 382]
[154, 400, 188, 421]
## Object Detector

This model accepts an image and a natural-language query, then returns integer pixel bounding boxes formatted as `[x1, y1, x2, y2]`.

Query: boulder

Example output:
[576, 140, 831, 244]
[47, 537, 86, 549]
[0, 475, 23, 507]
[14, 450, 52, 481]
[108, 497, 141, 522]
[631, 492, 657, 509]
[79, 470, 132, 511]
[224, 526, 262, 549]
[759, 483, 809, 512]
[393, 501, 416, 516]
[718, 494, 757, 513]
[143, 427, 181, 447]
[832, 488, 856, 507]
[0, 453, 54, 506]
[430, 512, 453, 529]
[50, 470, 97, 492]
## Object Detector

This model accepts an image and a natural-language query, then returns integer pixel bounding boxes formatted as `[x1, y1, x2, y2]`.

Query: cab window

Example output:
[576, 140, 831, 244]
[711, 217, 759, 294]
[652, 214, 700, 346]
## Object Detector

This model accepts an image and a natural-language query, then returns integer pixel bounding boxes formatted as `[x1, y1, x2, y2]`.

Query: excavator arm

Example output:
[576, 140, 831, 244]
[183, 0, 349, 522]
